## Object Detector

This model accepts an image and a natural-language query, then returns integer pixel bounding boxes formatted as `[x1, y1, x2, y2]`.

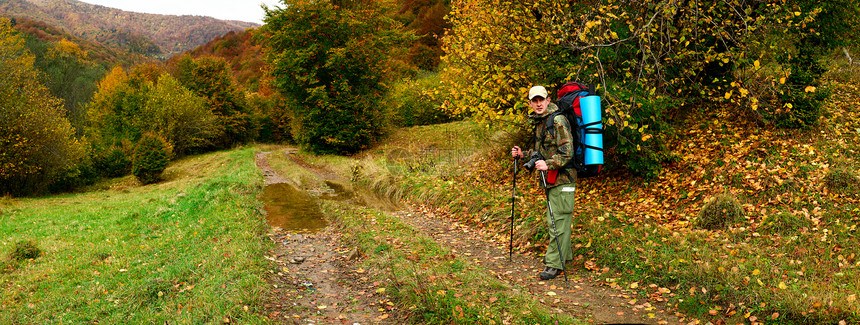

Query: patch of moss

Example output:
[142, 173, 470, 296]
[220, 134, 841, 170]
[695, 193, 744, 230]
[824, 168, 859, 193]
[10, 240, 41, 261]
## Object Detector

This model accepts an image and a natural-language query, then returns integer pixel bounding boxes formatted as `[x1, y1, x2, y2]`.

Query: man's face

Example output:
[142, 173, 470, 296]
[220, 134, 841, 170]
[529, 96, 549, 115]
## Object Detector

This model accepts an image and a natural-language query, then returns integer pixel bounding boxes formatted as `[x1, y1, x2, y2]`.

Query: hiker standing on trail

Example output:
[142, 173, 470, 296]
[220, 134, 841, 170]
[511, 85, 576, 280]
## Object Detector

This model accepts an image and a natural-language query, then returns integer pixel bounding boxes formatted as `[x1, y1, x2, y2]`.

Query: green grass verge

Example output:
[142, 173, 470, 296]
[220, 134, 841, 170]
[322, 200, 584, 324]
[0, 147, 272, 324]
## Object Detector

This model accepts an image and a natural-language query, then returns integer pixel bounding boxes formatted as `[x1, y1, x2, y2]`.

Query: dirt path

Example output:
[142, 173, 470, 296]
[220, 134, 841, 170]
[257, 151, 400, 324]
[395, 205, 685, 324]
[255, 150, 687, 324]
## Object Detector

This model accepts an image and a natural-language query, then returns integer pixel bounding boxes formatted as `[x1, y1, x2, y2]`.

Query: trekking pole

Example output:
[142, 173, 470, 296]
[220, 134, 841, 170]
[540, 171, 568, 283]
[510, 157, 518, 260]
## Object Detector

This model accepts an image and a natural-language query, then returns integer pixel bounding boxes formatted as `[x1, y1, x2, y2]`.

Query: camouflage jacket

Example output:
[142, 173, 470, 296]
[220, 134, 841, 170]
[527, 102, 576, 187]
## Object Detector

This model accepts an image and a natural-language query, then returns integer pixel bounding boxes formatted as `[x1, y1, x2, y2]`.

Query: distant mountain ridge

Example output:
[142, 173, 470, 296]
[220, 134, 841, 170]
[0, 0, 258, 59]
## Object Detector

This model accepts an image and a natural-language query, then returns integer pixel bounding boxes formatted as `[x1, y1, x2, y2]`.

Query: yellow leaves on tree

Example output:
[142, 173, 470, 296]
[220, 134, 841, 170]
[86, 66, 128, 133]
[86, 64, 217, 155]
[437, 0, 840, 177]
[47, 38, 87, 60]
[440, 0, 820, 126]
[440, 0, 557, 126]
[0, 18, 85, 193]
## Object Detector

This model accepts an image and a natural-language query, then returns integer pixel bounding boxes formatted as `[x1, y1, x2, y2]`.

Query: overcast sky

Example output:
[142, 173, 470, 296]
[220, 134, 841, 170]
[77, 0, 283, 24]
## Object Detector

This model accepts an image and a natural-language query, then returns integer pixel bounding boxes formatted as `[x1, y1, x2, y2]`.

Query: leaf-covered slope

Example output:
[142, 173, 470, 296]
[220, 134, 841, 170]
[0, 0, 257, 59]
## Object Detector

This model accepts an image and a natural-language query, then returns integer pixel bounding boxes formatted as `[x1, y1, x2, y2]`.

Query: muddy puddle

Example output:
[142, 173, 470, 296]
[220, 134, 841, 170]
[261, 179, 398, 233]
[260, 183, 328, 232]
[322, 180, 400, 212]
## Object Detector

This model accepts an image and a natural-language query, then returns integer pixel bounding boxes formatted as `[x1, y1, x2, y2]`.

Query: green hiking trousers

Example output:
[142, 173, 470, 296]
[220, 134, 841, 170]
[544, 184, 575, 270]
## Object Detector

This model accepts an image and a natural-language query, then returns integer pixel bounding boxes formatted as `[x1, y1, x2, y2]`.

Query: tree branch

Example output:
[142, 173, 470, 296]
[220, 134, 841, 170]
[564, 0, 671, 52]
[844, 47, 860, 66]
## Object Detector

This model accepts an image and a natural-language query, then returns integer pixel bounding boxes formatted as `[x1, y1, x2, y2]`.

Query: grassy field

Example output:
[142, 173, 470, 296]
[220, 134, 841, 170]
[0, 141, 583, 324]
[0, 147, 272, 324]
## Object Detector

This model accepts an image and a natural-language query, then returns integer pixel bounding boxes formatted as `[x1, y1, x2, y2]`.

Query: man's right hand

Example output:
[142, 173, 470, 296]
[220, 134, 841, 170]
[511, 146, 523, 159]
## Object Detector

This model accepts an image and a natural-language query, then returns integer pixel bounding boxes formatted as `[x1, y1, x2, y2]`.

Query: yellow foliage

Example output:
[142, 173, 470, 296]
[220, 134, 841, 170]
[1, 18, 85, 188]
[49, 38, 87, 60]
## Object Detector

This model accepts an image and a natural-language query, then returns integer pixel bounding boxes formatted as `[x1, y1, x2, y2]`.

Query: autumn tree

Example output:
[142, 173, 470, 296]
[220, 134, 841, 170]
[87, 65, 217, 158]
[0, 18, 85, 195]
[395, 0, 451, 70]
[132, 132, 172, 184]
[171, 55, 255, 148]
[440, 0, 859, 177]
[27, 37, 106, 135]
[262, 0, 412, 154]
[86, 65, 158, 146]
[146, 73, 218, 153]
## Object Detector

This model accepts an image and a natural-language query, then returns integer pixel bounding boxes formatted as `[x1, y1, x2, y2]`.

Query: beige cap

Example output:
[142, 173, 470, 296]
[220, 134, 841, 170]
[528, 86, 548, 100]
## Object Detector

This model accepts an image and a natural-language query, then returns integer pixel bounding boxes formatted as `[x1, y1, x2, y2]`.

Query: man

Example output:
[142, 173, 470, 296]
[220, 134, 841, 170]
[511, 85, 576, 280]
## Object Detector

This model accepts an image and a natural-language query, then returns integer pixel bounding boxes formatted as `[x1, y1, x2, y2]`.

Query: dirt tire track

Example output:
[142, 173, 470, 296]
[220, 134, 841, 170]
[257, 151, 402, 324]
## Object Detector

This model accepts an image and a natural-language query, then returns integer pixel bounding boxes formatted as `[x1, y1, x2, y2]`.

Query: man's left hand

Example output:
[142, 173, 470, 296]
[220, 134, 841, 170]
[536, 160, 548, 171]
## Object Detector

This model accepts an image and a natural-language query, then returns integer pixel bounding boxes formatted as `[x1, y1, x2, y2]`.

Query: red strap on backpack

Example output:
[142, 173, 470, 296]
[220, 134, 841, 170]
[547, 170, 558, 184]
[557, 82, 586, 100]
[557, 82, 587, 116]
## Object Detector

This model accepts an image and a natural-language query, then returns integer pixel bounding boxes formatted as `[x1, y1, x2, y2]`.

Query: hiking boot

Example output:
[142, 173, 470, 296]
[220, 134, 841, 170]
[539, 267, 563, 280]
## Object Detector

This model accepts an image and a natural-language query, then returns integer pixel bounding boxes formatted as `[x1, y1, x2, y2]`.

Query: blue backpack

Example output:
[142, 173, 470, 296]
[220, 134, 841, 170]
[539, 82, 604, 178]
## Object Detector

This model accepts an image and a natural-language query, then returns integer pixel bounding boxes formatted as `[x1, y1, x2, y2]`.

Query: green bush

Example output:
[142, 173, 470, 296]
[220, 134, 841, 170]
[93, 145, 132, 178]
[387, 73, 454, 127]
[772, 43, 831, 129]
[824, 168, 859, 193]
[695, 193, 744, 230]
[773, 81, 830, 129]
[9, 240, 41, 261]
[759, 212, 813, 235]
[132, 133, 173, 184]
[607, 85, 676, 179]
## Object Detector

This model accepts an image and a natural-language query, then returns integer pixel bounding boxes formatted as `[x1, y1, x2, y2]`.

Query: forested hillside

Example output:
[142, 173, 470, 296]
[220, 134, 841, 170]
[168, 30, 268, 92]
[12, 17, 151, 67]
[0, 0, 257, 58]
[8, 17, 154, 138]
